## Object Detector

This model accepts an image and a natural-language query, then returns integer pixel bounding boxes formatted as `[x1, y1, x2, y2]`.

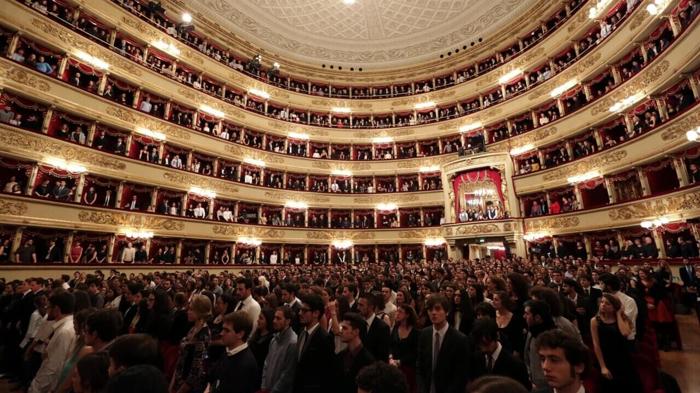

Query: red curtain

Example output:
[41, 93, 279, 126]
[68, 58, 101, 77]
[452, 168, 505, 214]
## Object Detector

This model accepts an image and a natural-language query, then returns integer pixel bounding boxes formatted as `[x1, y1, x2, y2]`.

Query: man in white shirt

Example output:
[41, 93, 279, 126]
[600, 273, 638, 341]
[269, 250, 278, 265]
[29, 291, 76, 393]
[139, 97, 152, 113]
[120, 242, 136, 263]
[170, 154, 183, 169]
[193, 203, 206, 219]
[233, 277, 261, 338]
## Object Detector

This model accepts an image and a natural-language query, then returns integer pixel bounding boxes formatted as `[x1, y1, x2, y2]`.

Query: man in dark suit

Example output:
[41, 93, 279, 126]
[357, 292, 391, 362]
[469, 319, 531, 389]
[208, 311, 259, 393]
[562, 279, 593, 340]
[680, 258, 697, 310]
[43, 239, 62, 263]
[120, 281, 143, 334]
[336, 312, 374, 393]
[416, 294, 469, 393]
[294, 293, 335, 393]
[342, 283, 359, 312]
[577, 275, 602, 314]
[281, 282, 302, 333]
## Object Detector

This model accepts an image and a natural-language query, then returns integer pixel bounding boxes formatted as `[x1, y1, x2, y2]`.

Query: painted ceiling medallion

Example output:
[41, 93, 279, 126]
[191, 0, 538, 69]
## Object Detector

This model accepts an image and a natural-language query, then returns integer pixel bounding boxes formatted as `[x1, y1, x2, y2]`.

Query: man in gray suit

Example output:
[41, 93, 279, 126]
[261, 306, 298, 393]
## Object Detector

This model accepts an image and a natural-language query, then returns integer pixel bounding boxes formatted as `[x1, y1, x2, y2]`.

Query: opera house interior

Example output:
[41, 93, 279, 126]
[0, 0, 699, 392]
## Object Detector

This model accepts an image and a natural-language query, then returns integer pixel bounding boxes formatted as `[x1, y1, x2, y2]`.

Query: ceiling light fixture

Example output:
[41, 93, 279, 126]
[200, 104, 225, 118]
[376, 202, 398, 211]
[189, 186, 216, 199]
[74, 51, 110, 70]
[647, 0, 670, 15]
[567, 170, 601, 184]
[243, 157, 266, 167]
[419, 165, 440, 173]
[285, 200, 308, 209]
[331, 169, 353, 177]
[588, 0, 613, 19]
[509, 144, 535, 156]
[372, 136, 393, 144]
[641, 216, 670, 229]
[414, 101, 436, 110]
[331, 107, 352, 114]
[459, 122, 482, 133]
[498, 68, 522, 84]
[181, 12, 193, 23]
[152, 40, 180, 56]
[550, 79, 578, 98]
[44, 157, 87, 173]
[248, 88, 270, 100]
[523, 232, 550, 242]
[332, 239, 353, 249]
[686, 127, 700, 142]
[608, 93, 644, 113]
[288, 131, 309, 140]
[237, 236, 262, 247]
[342, 0, 356, 5]
[135, 127, 166, 141]
[424, 238, 446, 247]
[123, 230, 154, 239]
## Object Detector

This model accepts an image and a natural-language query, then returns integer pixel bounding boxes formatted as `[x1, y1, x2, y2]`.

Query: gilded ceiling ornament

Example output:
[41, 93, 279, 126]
[162, 172, 239, 194]
[525, 216, 580, 231]
[0, 128, 126, 171]
[541, 150, 627, 181]
[0, 198, 29, 216]
[661, 110, 700, 141]
[608, 191, 700, 220]
[0, 63, 51, 92]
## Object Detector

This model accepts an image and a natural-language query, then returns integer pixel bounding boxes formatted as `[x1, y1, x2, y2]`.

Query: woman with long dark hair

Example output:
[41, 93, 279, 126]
[492, 290, 526, 356]
[249, 306, 275, 372]
[591, 293, 643, 393]
[390, 304, 419, 393]
[448, 288, 475, 335]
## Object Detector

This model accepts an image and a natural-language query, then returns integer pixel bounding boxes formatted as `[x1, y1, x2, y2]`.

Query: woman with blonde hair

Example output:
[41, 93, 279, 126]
[591, 293, 643, 393]
[170, 295, 211, 393]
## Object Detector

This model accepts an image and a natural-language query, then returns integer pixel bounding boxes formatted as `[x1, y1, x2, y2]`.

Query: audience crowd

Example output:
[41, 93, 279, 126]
[0, 254, 695, 393]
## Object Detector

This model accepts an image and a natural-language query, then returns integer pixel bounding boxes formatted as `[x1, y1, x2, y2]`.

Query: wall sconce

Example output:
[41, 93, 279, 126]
[200, 104, 225, 118]
[498, 68, 522, 84]
[414, 101, 436, 110]
[285, 200, 308, 209]
[243, 157, 266, 167]
[123, 230, 154, 239]
[44, 157, 87, 174]
[523, 232, 550, 241]
[189, 186, 216, 199]
[567, 170, 601, 184]
[135, 127, 166, 141]
[376, 203, 398, 211]
[248, 88, 270, 100]
[74, 51, 110, 70]
[640, 217, 670, 229]
[332, 239, 353, 249]
[237, 236, 262, 246]
[424, 238, 446, 247]
[151, 40, 180, 56]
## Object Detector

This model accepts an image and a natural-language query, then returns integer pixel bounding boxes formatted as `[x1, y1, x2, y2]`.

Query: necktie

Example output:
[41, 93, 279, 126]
[431, 331, 441, 393]
[486, 354, 494, 372]
[298, 330, 307, 360]
[235, 301, 243, 311]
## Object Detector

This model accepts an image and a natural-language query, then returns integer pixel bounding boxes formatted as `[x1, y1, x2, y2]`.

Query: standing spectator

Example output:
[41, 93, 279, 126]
[416, 294, 469, 393]
[249, 307, 275, 374]
[294, 293, 335, 393]
[599, 273, 638, 341]
[336, 312, 374, 393]
[356, 362, 409, 393]
[29, 291, 76, 393]
[535, 329, 589, 393]
[591, 294, 643, 393]
[234, 277, 261, 337]
[522, 300, 556, 390]
[261, 306, 298, 393]
[469, 319, 530, 389]
[357, 292, 391, 362]
[207, 311, 259, 393]
[171, 295, 211, 393]
[390, 305, 419, 393]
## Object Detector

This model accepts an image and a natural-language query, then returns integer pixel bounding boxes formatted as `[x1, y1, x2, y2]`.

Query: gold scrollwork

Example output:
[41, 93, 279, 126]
[453, 223, 500, 235]
[398, 228, 444, 239]
[0, 63, 51, 92]
[661, 111, 700, 141]
[608, 191, 700, 220]
[525, 216, 580, 231]
[0, 128, 127, 171]
[78, 210, 185, 231]
[541, 150, 627, 181]
[212, 224, 284, 238]
[590, 61, 670, 117]
[162, 172, 239, 194]
[306, 231, 375, 240]
[0, 198, 29, 216]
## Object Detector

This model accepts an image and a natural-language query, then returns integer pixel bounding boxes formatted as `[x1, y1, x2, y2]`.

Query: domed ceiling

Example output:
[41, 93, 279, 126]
[189, 0, 540, 70]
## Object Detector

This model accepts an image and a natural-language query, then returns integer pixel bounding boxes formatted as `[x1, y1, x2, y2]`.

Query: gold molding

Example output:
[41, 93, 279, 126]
[608, 191, 700, 220]
[541, 150, 628, 181]
[0, 198, 29, 216]
[211, 224, 284, 238]
[77, 210, 185, 231]
[0, 62, 51, 92]
[661, 111, 700, 141]
[162, 172, 240, 194]
[525, 216, 580, 231]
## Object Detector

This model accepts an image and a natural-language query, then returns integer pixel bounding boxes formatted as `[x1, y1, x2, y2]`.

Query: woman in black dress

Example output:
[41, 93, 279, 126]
[249, 306, 275, 374]
[390, 304, 419, 393]
[493, 290, 526, 356]
[591, 293, 643, 393]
